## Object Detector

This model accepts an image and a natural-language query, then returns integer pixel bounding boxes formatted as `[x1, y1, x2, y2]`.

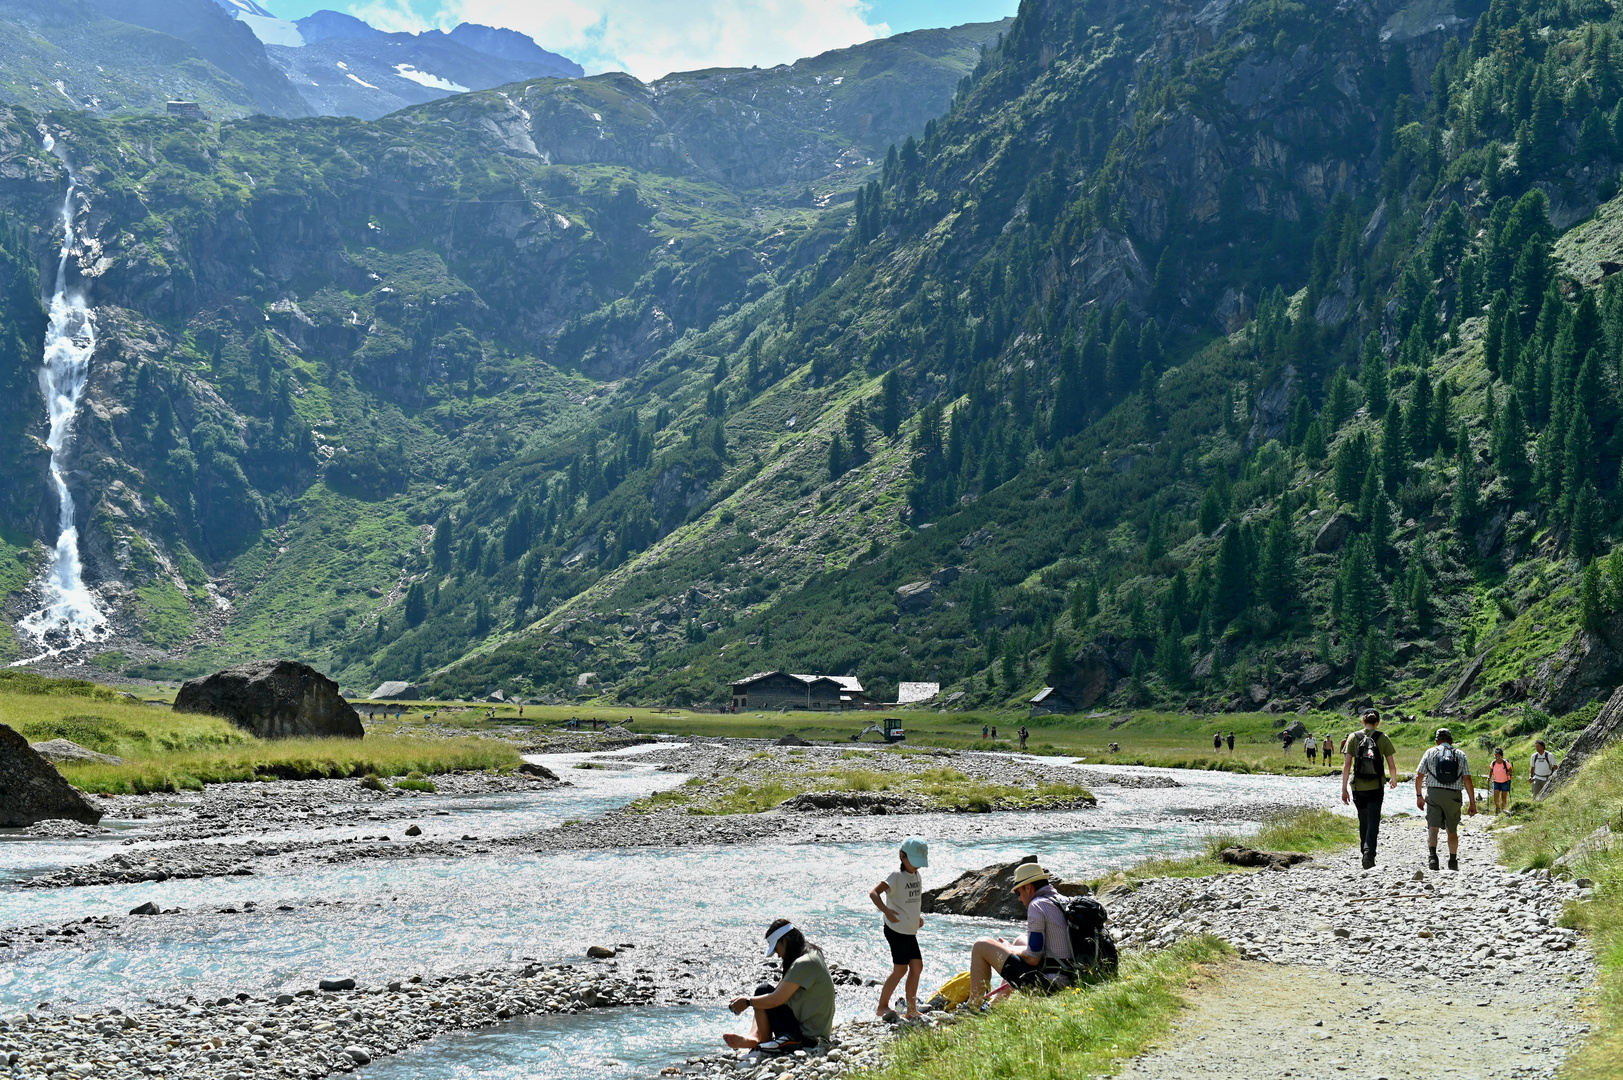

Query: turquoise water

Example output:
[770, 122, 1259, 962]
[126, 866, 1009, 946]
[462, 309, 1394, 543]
[0, 750, 1350, 1077]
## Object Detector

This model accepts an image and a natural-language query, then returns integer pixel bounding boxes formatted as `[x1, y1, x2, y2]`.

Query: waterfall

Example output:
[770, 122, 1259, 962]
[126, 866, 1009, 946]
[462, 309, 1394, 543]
[14, 130, 110, 661]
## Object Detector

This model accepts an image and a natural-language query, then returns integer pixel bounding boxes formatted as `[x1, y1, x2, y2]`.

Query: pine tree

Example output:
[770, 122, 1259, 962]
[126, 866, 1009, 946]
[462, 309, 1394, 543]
[880, 368, 903, 437]
[1325, 367, 1356, 429]
[1572, 482, 1601, 562]
[1493, 390, 1532, 493]
[1382, 401, 1406, 492]
[1333, 430, 1370, 504]
[1453, 425, 1480, 531]
[1405, 367, 1433, 459]
[1046, 634, 1075, 685]
[1156, 630, 1192, 689]
[1106, 320, 1137, 396]
[1256, 510, 1300, 624]
[1581, 560, 1606, 633]
[1562, 410, 1594, 518]
[827, 433, 846, 480]
[1130, 648, 1150, 701]
[1213, 526, 1250, 623]
[1337, 536, 1384, 636]
[1362, 333, 1389, 417]
[1302, 418, 1327, 463]
[404, 581, 427, 627]
[1353, 627, 1388, 690]
[1406, 532, 1431, 627]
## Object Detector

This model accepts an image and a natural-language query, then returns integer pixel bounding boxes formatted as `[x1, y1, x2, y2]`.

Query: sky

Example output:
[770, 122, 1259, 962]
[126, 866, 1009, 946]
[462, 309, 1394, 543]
[257, 0, 1019, 81]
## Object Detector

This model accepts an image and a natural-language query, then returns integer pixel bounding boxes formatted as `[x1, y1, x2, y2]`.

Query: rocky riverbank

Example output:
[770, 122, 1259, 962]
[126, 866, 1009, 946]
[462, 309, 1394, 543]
[1, 963, 651, 1079]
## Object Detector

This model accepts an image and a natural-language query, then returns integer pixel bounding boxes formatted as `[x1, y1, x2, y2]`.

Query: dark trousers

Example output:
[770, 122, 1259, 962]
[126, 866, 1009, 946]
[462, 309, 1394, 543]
[1352, 788, 1384, 860]
[756, 982, 802, 1042]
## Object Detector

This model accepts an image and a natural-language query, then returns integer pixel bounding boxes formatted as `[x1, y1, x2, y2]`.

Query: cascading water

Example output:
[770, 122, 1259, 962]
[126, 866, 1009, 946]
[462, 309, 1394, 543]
[13, 130, 109, 660]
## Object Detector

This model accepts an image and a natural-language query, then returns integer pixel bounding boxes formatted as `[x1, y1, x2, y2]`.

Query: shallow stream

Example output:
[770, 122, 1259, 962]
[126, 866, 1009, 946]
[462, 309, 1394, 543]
[0, 746, 1354, 1078]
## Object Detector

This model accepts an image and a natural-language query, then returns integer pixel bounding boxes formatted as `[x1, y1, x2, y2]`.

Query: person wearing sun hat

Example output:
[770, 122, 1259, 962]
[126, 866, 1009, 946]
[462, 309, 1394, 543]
[724, 918, 836, 1054]
[964, 860, 1073, 1008]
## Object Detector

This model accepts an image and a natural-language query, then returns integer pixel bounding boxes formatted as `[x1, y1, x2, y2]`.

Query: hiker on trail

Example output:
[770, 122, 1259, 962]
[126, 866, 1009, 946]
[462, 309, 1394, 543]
[1282, 732, 1294, 754]
[991, 725, 998, 740]
[1305, 733, 1318, 763]
[965, 863, 1073, 1007]
[1488, 748, 1513, 813]
[869, 837, 928, 1022]
[1416, 727, 1478, 870]
[1213, 732, 1223, 752]
[982, 724, 989, 740]
[1341, 710, 1399, 869]
[1530, 740, 1558, 798]
[1018, 726, 1029, 751]
[725, 920, 836, 1054]
[1227, 732, 1235, 752]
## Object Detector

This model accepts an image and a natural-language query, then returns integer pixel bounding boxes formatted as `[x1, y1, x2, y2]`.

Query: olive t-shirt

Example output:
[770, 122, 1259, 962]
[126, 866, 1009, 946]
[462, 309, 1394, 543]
[784, 946, 836, 1041]
[1344, 728, 1396, 792]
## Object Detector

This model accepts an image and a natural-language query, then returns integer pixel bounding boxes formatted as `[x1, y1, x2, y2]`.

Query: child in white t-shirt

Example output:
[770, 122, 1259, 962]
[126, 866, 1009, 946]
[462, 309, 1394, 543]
[868, 836, 928, 1020]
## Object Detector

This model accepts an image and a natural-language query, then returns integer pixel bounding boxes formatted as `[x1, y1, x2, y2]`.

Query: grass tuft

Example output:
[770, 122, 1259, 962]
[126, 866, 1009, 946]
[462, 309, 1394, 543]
[875, 937, 1233, 1080]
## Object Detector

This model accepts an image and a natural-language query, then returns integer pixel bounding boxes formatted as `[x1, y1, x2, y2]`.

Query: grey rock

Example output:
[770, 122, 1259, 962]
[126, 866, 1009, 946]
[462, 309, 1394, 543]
[403, 824, 422, 836]
[774, 733, 812, 746]
[0, 724, 104, 828]
[1312, 511, 1356, 553]
[586, 945, 616, 959]
[517, 762, 560, 780]
[1216, 846, 1312, 871]
[342, 1046, 372, 1065]
[1546, 683, 1623, 797]
[1297, 663, 1334, 693]
[128, 901, 159, 915]
[318, 978, 356, 991]
[1530, 629, 1623, 716]
[1437, 651, 1489, 714]
[175, 660, 364, 740]
[27, 739, 124, 766]
[895, 580, 937, 613]
[368, 681, 419, 700]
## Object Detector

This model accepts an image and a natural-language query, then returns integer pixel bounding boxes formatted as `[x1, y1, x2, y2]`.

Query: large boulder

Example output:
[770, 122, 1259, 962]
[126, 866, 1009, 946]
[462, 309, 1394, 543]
[175, 660, 364, 739]
[921, 855, 1088, 919]
[1544, 683, 1623, 796]
[0, 724, 104, 827]
[1529, 629, 1623, 716]
[1312, 512, 1356, 553]
[895, 580, 937, 613]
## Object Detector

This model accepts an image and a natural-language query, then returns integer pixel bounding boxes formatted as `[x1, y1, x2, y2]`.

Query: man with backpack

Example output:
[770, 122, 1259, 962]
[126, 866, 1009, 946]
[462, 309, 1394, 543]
[1530, 740, 1558, 799]
[1416, 727, 1477, 870]
[964, 863, 1115, 1007]
[1213, 732, 1223, 752]
[1341, 709, 1398, 869]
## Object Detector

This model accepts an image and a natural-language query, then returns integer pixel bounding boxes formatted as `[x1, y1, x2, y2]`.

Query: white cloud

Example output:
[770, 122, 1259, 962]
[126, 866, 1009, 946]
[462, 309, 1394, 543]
[438, 0, 889, 81]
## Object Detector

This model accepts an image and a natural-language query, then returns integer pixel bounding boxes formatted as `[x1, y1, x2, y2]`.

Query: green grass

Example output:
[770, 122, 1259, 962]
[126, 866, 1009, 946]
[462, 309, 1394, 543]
[1090, 808, 1360, 888]
[876, 937, 1233, 1080]
[59, 736, 519, 794]
[1497, 742, 1623, 1080]
[0, 677, 520, 794]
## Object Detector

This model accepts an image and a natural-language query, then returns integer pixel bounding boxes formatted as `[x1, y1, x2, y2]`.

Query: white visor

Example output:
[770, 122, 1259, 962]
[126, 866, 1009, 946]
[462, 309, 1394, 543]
[763, 923, 796, 957]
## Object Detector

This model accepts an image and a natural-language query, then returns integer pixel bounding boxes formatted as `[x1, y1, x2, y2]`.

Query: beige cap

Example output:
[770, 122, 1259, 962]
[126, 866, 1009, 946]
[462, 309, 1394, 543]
[1010, 863, 1051, 891]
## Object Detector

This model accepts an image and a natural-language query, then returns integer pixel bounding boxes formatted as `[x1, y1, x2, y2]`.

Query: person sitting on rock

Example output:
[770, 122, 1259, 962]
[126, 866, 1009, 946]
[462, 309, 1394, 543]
[965, 862, 1073, 1008]
[725, 919, 835, 1054]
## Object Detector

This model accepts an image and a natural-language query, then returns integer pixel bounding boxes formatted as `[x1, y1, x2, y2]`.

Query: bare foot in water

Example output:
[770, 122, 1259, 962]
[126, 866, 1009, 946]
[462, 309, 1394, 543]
[723, 1034, 760, 1050]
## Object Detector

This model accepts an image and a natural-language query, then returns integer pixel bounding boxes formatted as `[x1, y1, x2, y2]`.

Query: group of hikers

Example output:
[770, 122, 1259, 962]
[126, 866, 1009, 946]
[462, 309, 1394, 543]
[723, 709, 1565, 1054]
[725, 836, 1106, 1053]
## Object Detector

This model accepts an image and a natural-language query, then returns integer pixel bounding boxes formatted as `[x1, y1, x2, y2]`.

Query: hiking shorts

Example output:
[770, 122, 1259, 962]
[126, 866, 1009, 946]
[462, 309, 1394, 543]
[1426, 787, 1464, 831]
[999, 954, 1046, 989]
[1492, 780, 1511, 792]
[884, 926, 922, 965]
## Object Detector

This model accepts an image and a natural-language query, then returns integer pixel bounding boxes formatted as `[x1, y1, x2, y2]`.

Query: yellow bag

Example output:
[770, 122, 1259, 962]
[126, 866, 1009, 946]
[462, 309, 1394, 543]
[931, 971, 973, 1009]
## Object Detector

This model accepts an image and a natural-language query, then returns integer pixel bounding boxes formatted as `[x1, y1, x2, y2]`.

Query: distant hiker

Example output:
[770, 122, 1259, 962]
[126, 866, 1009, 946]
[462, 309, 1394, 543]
[1304, 733, 1318, 763]
[965, 862, 1073, 1007]
[1488, 748, 1513, 813]
[991, 725, 998, 740]
[1213, 732, 1223, 752]
[1530, 741, 1558, 798]
[1227, 732, 1235, 753]
[869, 837, 928, 1021]
[1282, 732, 1294, 754]
[982, 724, 989, 740]
[1341, 710, 1399, 869]
[1108, 742, 1119, 754]
[725, 920, 835, 1053]
[1018, 726, 1028, 751]
[1416, 727, 1478, 870]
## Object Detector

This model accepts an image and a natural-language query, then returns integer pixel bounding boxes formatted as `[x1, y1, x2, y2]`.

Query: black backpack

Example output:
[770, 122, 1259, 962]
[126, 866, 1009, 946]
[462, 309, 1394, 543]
[1431, 746, 1462, 785]
[1354, 731, 1384, 781]
[1058, 896, 1119, 979]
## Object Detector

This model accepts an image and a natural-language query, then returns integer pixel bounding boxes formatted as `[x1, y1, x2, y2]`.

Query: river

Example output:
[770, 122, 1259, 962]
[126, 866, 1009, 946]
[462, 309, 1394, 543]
[0, 744, 1353, 1078]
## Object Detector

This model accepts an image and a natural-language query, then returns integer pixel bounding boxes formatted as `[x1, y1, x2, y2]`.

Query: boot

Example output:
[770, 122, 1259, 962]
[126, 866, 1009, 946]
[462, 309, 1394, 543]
[1361, 852, 1375, 869]
[1448, 854, 1459, 871]
[1428, 848, 1440, 871]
